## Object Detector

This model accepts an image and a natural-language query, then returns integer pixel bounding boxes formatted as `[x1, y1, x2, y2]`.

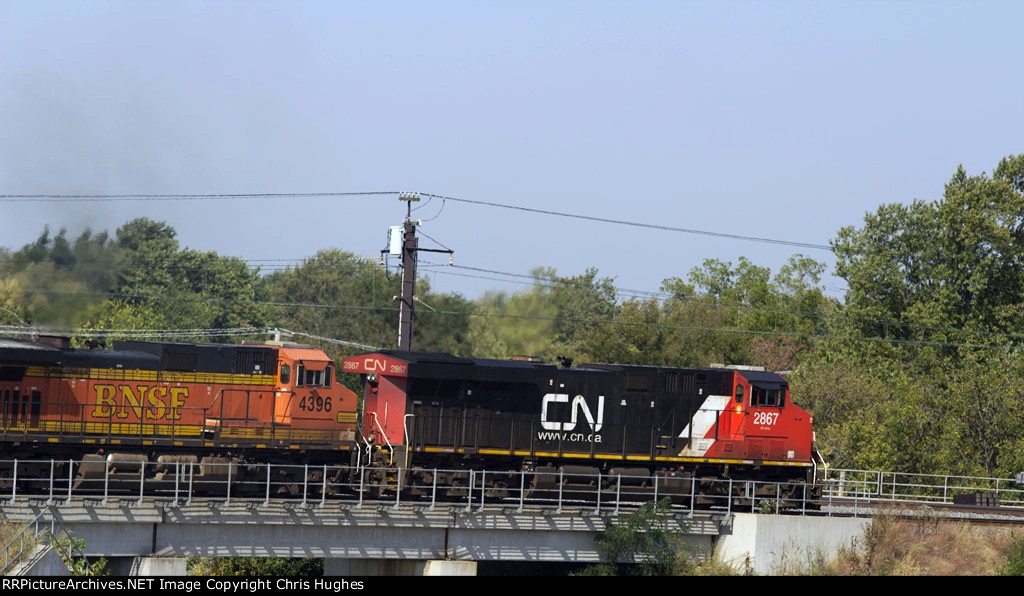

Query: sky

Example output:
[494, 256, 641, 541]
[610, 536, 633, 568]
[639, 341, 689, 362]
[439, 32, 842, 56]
[2, 1, 1023, 301]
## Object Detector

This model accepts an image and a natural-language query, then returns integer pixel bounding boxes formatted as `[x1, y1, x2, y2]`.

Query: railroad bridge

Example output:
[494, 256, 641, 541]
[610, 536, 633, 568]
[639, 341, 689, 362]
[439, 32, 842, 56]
[5, 463, 1023, 576]
[3, 497, 868, 576]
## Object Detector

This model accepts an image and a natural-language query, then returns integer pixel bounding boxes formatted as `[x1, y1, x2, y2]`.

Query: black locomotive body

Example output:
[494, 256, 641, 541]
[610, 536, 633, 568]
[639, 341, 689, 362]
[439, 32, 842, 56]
[343, 350, 819, 504]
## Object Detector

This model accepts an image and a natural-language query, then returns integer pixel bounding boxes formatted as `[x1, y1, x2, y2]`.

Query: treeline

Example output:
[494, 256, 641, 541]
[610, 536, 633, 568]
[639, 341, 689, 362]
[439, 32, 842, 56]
[2, 154, 1024, 479]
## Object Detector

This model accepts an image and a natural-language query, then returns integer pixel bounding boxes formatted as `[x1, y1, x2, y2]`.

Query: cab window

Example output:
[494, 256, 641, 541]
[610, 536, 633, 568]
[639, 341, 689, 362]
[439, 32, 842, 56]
[751, 384, 785, 407]
[304, 368, 322, 386]
[280, 364, 291, 384]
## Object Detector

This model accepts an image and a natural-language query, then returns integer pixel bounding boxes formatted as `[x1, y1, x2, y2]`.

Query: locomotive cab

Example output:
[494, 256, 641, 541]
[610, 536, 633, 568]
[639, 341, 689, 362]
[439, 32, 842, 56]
[272, 344, 358, 441]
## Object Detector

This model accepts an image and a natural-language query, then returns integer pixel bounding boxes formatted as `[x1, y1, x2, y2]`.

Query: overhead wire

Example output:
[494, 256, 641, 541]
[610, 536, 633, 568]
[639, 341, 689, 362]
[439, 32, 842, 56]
[0, 190, 832, 250]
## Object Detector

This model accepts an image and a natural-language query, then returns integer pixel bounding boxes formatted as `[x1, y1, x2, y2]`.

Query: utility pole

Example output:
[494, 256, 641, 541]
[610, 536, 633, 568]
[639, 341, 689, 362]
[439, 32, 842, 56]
[388, 192, 454, 351]
[397, 193, 419, 351]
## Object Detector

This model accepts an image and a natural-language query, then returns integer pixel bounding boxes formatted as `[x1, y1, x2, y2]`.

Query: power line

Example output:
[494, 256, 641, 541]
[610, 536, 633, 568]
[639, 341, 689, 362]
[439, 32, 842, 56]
[10, 243, 1024, 344]
[0, 325, 380, 350]
[0, 192, 397, 202]
[9, 281, 1024, 352]
[0, 325, 266, 339]
[14, 253, 1024, 344]
[0, 190, 832, 250]
[418, 192, 832, 251]
[279, 329, 380, 351]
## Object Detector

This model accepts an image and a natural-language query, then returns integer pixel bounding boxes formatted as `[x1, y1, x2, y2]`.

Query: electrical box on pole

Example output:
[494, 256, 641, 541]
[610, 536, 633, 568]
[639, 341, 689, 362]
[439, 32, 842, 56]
[387, 226, 403, 256]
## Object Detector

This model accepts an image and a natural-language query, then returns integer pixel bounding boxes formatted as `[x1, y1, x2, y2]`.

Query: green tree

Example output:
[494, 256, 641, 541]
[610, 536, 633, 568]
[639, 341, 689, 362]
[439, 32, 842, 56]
[466, 281, 557, 360]
[801, 154, 1024, 475]
[832, 154, 1024, 352]
[549, 267, 618, 358]
[579, 255, 831, 369]
[576, 498, 692, 576]
[410, 290, 475, 354]
[51, 534, 108, 576]
[187, 557, 322, 576]
[261, 248, 399, 352]
[0, 218, 269, 341]
[261, 249, 474, 357]
[464, 266, 616, 361]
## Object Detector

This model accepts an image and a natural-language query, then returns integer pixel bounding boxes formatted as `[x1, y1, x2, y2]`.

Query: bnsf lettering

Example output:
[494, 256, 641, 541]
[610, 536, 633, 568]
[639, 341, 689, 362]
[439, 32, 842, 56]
[91, 384, 188, 420]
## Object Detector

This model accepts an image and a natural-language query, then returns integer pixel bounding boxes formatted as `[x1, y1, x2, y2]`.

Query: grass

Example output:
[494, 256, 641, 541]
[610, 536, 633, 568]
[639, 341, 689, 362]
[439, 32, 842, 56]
[0, 520, 40, 573]
[773, 513, 1023, 576]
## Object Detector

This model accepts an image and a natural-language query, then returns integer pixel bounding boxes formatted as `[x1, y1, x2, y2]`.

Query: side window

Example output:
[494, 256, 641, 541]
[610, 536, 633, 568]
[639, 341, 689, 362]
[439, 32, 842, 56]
[751, 385, 783, 407]
[324, 365, 332, 388]
[280, 364, 291, 384]
[735, 384, 744, 404]
[296, 364, 305, 386]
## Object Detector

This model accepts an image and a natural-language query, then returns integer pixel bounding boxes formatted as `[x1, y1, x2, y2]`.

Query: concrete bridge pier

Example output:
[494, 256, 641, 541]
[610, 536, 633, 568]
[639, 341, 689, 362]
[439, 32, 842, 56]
[325, 559, 478, 576]
[103, 556, 189, 576]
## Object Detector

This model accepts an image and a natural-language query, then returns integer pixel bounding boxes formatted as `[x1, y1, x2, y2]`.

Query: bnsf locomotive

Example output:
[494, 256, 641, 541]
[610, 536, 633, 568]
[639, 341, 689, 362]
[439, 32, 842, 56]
[342, 351, 822, 504]
[0, 336, 821, 504]
[0, 336, 358, 489]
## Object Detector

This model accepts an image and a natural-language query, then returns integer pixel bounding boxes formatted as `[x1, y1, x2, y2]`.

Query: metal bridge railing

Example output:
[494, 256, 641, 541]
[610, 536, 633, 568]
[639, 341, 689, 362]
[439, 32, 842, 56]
[820, 468, 1024, 508]
[2, 458, 1022, 517]
[1, 458, 824, 516]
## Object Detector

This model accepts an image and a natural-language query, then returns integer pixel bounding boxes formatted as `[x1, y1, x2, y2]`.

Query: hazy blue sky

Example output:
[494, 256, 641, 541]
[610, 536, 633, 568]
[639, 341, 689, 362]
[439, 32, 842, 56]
[2, 1, 1022, 300]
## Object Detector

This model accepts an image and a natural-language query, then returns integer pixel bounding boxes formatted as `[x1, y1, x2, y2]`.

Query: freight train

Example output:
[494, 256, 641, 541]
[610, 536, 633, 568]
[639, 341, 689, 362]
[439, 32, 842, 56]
[0, 336, 822, 506]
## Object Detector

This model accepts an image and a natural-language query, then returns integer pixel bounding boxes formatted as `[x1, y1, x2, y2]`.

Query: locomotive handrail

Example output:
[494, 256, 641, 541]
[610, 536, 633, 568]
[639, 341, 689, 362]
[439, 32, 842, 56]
[368, 412, 394, 465]
[358, 431, 373, 465]
[402, 414, 414, 468]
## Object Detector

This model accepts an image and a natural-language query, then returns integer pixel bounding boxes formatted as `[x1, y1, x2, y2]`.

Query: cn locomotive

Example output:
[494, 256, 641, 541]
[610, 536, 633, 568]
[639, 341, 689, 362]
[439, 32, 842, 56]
[0, 336, 822, 505]
[343, 351, 822, 505]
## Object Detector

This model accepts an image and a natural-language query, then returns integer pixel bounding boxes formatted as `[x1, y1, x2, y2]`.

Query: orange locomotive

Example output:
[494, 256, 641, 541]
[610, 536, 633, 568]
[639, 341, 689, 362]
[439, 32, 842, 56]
[0, 336, 358, 484]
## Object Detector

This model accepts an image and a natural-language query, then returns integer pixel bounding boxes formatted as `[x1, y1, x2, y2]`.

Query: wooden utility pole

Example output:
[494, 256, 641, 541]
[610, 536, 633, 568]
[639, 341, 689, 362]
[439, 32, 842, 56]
[392, 192, 453, 351]
[397, 194, 419, 350]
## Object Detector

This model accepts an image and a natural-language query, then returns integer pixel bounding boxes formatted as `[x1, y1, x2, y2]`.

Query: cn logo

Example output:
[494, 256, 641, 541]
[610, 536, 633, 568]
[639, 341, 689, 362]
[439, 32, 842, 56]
[540, 393, 605, 432]
[362, 358, 388, 372]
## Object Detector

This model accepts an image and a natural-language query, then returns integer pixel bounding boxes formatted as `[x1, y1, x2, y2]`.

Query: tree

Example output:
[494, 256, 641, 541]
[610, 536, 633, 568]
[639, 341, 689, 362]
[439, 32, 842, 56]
[575, 498, 697, 576]
[187, 557, 323, 576]
[261, 249, 397, 356]
[802, 154, 1024, 475]
[261, 249, 475, 357]
[549, 267, 618, 357]
[466, 281, 558, 360]
[579, 256, 831, 369]
[464, 266, 617, 361]
[0, 218, 268, 341]
[410, 290, 475, 354]
[832, 154, 1024, 351]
